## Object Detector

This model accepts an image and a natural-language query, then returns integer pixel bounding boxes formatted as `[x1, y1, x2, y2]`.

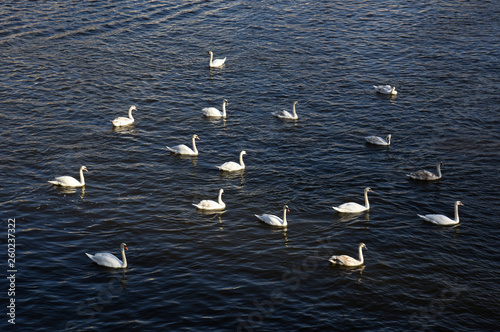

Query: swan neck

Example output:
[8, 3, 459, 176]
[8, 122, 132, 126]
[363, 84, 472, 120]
[121, 246, 127, 268]
[436, 162, 442, 178]
[209, 52, 213, 65]
[128, 107, 134, 121]
[79, 168, 85, 186]
[292, 103, 297, 117]
[364, 190, 370, 209]
[358, 246, 364, 264]
[454, 202, 460, 223]
[283, 207, 287, 225]
[222, 101, 226, 116]
[239, 152, 245, 167]
[218, 190, 224, 205]
[192, 136, 198, 154]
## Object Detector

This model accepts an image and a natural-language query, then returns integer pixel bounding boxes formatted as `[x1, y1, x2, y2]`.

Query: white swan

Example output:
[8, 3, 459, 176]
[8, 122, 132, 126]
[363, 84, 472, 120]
[407, 161, 442, 181]
[193, 189, 226, 211]
[332, 187, 373, 213]
[373, 85, 397, 95]
[418, 201, 463, 226]
[208, 51, 226, 68]
[329, 243, 367, 267]
[216, 150, 246, 171]
[86, 243, 128, 268]
[166, 134, 200, 156]
[255, 205, 289, 227]
[365, 134, 391, 146]
[48, 166, 88, 187]
[202, 99, 229, 118]
[272, 101, 299, 120]
[111, 106, 136, 127]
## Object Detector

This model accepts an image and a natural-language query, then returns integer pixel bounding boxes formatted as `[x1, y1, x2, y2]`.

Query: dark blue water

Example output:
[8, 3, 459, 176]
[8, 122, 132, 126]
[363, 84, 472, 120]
[1, 1, 499, 331]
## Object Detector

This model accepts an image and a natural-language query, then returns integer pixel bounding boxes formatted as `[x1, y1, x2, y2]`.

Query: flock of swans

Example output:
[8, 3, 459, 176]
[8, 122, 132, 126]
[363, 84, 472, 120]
[48, 52, 463, 268]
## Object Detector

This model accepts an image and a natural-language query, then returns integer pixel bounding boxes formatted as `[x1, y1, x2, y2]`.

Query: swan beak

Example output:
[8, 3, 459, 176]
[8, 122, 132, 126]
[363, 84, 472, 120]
[124, 246, 128, 250]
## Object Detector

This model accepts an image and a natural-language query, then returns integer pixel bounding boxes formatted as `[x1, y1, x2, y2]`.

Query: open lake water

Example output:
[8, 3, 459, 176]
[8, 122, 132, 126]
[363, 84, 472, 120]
[1, 0, 499, 331]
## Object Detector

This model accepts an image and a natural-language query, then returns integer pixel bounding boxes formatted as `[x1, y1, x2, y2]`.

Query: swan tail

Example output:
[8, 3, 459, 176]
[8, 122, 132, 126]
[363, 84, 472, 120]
[48, 180, 59, 185]
[166, 146, 176, 153]
[85, 253, 97, 263]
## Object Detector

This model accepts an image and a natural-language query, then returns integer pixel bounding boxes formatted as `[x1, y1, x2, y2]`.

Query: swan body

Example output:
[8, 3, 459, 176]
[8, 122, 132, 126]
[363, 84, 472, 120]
[256, 205, 289, 227]
[365, 134, 391, 146]
[216, 150, 246, 171]
[111, 106, 136, 127]
[332, 187, 373, 213]
[193, 189, 226, 211]
[272, 101, 299, 120]
[408, 161, 442, 181]
[329, 243, 367, 267]
[202, 99, 228, 118]
[208, 51, 226, 68]
[48, 166, 88, 187]
[86, 243, 128, 268]
[418, 201, 463, 226]
[166, 134, 200, 155]
[373, 85, 397, 95]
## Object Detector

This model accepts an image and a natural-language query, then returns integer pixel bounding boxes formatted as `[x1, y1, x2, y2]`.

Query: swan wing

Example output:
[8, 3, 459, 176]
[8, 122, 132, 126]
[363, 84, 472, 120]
[365, 136, 388, 145]
[193, 200, 225, 211]
[48, 176, 82, 187]
[112, 117, 134, 127]
[418, 214, 456, 225]
[408, 170, 439, 180]
[167, 144, 196, 155]
[86, 252, 123, 268]
[273, 110, 295, 119]
[210, 57, 226, 67]
[332, 202, 367, 213]
[329, 255, 362, 266]
[217, 161, 243, 171]
[255, 214, 284, 226]
[202, 107, 222, 117]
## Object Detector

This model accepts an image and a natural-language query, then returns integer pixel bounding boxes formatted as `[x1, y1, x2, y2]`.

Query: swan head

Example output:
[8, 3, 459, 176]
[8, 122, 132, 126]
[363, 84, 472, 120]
[293, 101, 299, 106]
[193, 134, 200, 140]
[219, 188, 224, 194]
[130, 105, 137, 111]
[241, 150, 247, 156]
[386, 134, 392, 143]
[120, 243, 128, 250]
[207, 51, 213, 56]
[284, 205, 290, 212]
[456, 201, 464, 207]
[81, 166, 88, 172]
[224, 99, 229, 105]
[360, 243, 367, 250]
[364, 187, 373, 193]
